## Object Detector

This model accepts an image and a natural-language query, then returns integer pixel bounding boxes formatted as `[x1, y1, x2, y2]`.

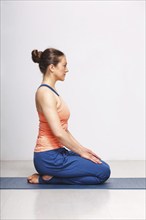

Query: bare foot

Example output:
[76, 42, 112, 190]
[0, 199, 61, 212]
[27, 173, 53, 184]
[42, 175, 53, 182]
[27, 173, 39, 184]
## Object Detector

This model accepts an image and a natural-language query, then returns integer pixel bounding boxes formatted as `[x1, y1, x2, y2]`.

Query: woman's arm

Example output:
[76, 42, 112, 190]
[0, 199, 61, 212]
[36, 88, 102, 164]
[66, 129, 102, 163]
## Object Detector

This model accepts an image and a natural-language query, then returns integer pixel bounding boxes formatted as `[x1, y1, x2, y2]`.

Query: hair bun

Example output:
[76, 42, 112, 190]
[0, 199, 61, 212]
[31, 49, 42, 63]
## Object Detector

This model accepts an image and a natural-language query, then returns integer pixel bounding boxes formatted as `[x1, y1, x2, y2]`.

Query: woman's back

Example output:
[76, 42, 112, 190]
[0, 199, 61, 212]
[34, 84, 70, 152]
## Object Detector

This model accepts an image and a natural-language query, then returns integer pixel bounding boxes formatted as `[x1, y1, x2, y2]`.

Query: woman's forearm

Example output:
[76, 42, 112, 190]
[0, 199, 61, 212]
[66, 129, 82, 147]
[56, 129, 101, 164]
[56, 130, 84, 155]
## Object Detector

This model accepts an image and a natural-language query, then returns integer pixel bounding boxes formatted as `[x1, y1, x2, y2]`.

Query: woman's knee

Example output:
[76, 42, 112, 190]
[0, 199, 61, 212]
[99, 164, 111, 183]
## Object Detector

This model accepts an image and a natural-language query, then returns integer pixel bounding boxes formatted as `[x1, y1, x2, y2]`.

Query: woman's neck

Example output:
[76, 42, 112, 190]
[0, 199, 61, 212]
[41, 75, 56, 89]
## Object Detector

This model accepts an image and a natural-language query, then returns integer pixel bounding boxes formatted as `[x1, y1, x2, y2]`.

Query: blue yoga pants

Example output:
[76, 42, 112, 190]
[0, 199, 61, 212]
[33, 147, 111, 185]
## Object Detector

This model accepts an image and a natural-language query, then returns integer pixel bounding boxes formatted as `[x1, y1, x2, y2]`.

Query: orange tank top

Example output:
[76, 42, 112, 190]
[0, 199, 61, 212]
[34, 84, 70, 152]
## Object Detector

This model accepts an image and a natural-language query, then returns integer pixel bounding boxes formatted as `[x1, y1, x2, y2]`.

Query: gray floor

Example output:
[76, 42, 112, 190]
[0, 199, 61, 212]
[1, 160, 146, 220]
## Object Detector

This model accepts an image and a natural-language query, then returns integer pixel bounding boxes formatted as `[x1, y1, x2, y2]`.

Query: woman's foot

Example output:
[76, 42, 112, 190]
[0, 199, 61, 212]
[27, 173, 39, 184]
[27, 173, 53, 184]
[42, 175, 53, 182]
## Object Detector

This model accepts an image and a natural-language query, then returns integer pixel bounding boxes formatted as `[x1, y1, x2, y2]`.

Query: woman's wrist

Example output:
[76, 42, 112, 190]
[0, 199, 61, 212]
[78, 146, 86, 156]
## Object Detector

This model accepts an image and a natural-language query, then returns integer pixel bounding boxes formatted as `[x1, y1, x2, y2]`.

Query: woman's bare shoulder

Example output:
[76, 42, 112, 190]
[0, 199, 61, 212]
[36, 86, 55, 99]
[35, 86, 57, 109]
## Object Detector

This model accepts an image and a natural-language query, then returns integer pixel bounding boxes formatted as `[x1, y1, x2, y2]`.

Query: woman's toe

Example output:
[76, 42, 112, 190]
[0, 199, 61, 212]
[27, 174, 39, 184]
[27, 179, 32, 183]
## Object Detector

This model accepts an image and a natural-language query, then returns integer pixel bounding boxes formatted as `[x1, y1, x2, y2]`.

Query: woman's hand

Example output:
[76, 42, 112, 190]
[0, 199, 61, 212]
[80, 147, 102, 164]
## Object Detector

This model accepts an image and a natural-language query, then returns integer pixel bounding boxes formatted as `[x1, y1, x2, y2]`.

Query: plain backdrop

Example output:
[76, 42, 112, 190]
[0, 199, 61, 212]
[1, 0, 145, 160]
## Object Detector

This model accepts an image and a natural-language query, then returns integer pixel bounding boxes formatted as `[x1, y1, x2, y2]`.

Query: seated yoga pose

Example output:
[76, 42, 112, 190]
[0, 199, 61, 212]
[27, 48, 111, 184]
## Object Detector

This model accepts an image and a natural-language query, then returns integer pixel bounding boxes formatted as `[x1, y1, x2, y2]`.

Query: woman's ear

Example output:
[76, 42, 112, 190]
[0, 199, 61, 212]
[48, 64, 55, 72]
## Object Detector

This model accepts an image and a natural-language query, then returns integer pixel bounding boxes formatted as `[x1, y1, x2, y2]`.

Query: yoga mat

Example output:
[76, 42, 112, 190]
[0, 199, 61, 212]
[0, 177, 145, 190]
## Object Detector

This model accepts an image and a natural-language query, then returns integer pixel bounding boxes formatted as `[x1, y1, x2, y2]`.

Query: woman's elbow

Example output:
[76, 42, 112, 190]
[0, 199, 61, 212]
[55, 131, 65, 140]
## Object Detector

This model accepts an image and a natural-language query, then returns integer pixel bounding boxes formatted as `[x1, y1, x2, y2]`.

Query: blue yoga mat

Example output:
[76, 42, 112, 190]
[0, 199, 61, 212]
[0, 177, 145, 190]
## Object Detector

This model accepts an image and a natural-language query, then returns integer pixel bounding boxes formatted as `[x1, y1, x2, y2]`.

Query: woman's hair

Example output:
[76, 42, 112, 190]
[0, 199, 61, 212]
[31, 48, 65, 74]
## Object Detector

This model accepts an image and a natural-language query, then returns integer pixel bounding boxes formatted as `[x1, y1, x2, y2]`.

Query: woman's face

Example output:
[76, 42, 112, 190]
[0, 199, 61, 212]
[53, 56, 69, 81]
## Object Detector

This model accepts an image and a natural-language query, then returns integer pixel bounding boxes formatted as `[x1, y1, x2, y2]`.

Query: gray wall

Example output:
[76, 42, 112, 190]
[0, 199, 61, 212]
[1, 1, 145, 160]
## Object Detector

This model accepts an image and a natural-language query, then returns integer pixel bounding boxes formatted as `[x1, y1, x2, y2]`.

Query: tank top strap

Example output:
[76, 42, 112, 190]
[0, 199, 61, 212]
[38, 84, 59, 96]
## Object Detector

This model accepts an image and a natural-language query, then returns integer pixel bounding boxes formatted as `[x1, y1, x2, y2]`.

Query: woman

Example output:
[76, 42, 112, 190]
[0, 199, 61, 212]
[27, 48, 111, 184]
